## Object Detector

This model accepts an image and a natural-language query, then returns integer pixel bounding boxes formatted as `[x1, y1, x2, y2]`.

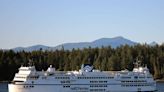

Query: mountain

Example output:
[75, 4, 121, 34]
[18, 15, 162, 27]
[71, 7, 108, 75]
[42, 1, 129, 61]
[13, 45, 50, 52]
[12, 36, 137, 52]
[92, 36, 136, 48]
[51, 36, 136, 50]
[149, 41, 158, 46]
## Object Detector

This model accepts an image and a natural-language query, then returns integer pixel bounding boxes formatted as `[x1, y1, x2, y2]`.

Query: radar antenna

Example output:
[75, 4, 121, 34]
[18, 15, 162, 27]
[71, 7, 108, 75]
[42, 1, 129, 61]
[133, 58, 142, 68]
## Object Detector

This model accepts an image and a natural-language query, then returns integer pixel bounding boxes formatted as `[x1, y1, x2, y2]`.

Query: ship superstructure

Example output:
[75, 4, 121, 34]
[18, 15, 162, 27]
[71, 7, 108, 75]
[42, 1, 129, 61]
[8, 63, 156, 92]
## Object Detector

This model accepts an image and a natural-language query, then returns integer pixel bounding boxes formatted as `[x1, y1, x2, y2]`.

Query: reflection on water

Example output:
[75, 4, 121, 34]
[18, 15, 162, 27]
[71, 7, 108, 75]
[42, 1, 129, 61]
[157, 82, 164, 92]
[0, 82, 164, 92]
[0, 83, 8, 92]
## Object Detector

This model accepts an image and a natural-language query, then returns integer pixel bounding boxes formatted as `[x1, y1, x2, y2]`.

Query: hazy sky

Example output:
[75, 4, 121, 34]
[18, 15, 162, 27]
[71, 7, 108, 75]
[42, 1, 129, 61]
[0, 0, 164, 49]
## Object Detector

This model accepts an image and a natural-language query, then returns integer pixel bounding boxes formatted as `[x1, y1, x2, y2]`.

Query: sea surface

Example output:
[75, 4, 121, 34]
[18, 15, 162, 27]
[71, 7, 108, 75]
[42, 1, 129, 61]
[0, 82, 164, 92]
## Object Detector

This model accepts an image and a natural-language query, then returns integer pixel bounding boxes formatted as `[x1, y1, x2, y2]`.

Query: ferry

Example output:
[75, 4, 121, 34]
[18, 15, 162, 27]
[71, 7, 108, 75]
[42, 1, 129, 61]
[8, 61, 157, 92]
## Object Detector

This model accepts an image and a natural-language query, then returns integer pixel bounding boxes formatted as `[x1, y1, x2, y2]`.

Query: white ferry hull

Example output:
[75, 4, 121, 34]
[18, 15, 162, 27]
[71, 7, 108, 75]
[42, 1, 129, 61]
[8, 83, 156, 92]
[8, 84, 62, 92]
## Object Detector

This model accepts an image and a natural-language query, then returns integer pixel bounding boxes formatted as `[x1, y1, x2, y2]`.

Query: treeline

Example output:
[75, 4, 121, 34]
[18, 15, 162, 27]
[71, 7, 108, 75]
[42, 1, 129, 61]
[0, 44, 164, 81]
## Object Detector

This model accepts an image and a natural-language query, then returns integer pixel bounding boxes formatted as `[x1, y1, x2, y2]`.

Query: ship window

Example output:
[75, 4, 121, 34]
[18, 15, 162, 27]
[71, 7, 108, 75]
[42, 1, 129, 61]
[108, 77, 114, 79]
[23, 85, 34, 88]
[139, 77, 145, 78]
[56, 77, 70, 79]
[134, 76, 138, 79]
[24, 86, 28, 88]
[63, 85, 70, 88]
[90, 85, 107, 87]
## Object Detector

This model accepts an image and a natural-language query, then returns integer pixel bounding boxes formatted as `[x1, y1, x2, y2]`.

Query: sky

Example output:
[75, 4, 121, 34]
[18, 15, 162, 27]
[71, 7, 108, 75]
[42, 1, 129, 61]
[0, 0, 164, 49]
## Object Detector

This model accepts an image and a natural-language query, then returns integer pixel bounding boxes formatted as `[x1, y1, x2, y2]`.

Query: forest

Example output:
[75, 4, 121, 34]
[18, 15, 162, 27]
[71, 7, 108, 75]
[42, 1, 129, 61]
[0, 44, 164, 81]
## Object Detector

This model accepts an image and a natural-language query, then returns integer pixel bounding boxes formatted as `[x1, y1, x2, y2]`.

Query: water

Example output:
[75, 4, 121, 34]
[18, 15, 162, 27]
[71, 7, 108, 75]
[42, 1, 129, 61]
[0, 83, 8, 92]
[0, 82, 164, 92]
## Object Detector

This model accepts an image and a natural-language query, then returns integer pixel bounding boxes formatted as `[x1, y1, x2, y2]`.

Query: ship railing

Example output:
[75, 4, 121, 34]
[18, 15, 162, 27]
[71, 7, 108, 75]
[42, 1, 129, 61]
[103, 71, 117, 76]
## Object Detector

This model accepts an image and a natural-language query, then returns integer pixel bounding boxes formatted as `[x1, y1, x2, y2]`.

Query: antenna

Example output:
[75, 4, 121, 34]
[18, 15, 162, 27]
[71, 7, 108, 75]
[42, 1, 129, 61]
[28, 59, 34, 66]
[133, 58, 142, 68]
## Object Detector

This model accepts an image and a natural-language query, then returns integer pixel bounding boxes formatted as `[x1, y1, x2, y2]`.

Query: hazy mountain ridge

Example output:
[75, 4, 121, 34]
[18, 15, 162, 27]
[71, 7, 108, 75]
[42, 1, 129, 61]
[149, 41, 158, 46]
[13, 45, 50, 52]
[12, 36, 156, 52]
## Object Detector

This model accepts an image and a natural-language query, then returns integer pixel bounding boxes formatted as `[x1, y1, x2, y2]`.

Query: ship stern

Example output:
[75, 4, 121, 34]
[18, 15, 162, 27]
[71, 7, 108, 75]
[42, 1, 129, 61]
[8, 83, 26, 92]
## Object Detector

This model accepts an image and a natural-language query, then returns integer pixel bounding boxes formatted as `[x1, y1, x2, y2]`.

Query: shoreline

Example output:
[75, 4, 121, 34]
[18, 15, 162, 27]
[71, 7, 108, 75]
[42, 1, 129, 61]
[0, 81, 9, 83]
[156, 79, 164, 83]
